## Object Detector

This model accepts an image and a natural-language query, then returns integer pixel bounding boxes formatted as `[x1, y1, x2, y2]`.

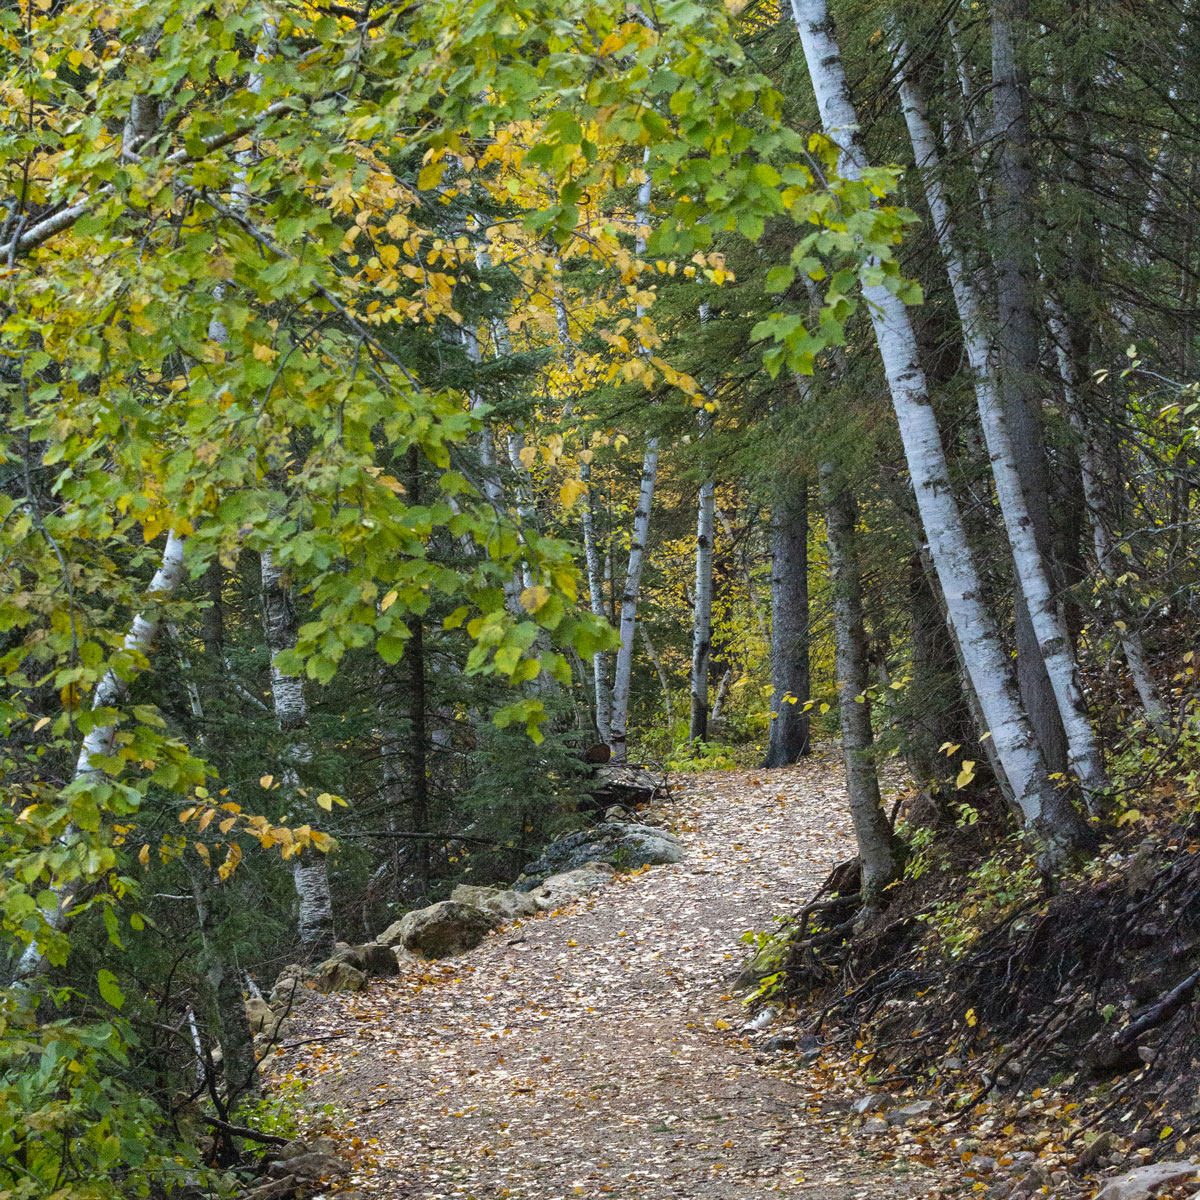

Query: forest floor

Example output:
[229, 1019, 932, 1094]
[273, 752, 948, 1199]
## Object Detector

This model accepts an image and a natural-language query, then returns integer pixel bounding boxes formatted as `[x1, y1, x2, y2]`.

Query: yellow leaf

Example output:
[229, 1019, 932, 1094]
[252, 342, 278, 362]
[965, 1008, 977, 1027]
[714, 1019, 731, 1030]
[316, 792, 334, 811]
[379, 244, 400, 267]
[1117, 808, 1143, 826]
[194, 842, 210, 865]
[259, 774, 274, 789]
[518, 445, 538, 470]
[380, 590, 398, 612]
[520, 586, 551, 614]
[138, 844, 150, 866]
[33, 715, 50, 732]
[197, 809, 215, 832]
[956, 761, 976, 789]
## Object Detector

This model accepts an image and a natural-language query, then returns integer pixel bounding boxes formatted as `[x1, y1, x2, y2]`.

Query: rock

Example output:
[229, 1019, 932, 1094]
[245, 996, 275, 1033]
[1096, 1162, 1200, 1200]
[379, 900, 492, 959]
[970, 1156, 998, 1175]
[944, 1057, 964, 1070]
[244, 1175, 298, 1200]
[311, 961, 367, 994]
[517, 821, 682, 886]
[268, 965, 311, 1010]
[450, 884, 540, 926]
[764, 1035, 797, 1052]
[530, 864, 616, 909]
[585, 763, 666, 810]
[1079, 1132, 1118, 1172]
[267, 1150, 348, 1181]
[861, 1118, 889, 1135]
[852, 1094, 890, 1115]
[887, 1100, 935, 1126]
[326, 941, 400, 977]
[741, 1004, 781, 1033]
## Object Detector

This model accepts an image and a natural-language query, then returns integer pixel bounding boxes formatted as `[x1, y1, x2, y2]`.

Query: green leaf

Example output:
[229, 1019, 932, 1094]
[97, 969, 125, 1011]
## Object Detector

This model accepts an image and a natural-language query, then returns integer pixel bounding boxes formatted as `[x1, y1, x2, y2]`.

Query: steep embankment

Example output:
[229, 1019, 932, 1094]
[271, 754, 937, 1198]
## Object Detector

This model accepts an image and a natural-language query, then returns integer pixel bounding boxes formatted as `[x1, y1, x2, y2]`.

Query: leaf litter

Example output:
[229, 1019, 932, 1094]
[270, 750, 941, 1198]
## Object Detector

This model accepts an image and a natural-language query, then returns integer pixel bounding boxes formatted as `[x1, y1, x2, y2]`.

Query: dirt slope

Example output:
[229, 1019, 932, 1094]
[274, 753, 938, 1198]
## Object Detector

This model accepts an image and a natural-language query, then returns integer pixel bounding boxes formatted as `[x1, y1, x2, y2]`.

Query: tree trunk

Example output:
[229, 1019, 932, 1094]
[608, 161, 657, 764]
[791, 0, 1092, 860]
[897, 53, 1108, 804]
[990, 0, 1072, 779]
[689, 411, 716, 743]
[821, 465, 903, 901]
[762, 476, 811, 767]
[260, 548, 336, 961]
[609, 441, 660, 763]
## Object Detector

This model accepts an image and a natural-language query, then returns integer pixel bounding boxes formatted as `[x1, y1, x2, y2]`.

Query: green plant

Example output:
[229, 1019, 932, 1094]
[918, 853, 1041, 959]
[665, 739, 738, 772]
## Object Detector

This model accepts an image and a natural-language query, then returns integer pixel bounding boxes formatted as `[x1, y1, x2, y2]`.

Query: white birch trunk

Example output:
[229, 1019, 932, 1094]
[690, 437, 716, 743]
[18, 532, 188, 974]
[897, 56, 1108, 805]
[608, 157, 657, 763]
[791, 0, 1090, 855]
[689, 304, 716, 743]
[260, 548, 336, 960]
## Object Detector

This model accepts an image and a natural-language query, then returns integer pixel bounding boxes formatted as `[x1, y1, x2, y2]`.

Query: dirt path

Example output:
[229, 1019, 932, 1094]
[276, 754, 939, 1199]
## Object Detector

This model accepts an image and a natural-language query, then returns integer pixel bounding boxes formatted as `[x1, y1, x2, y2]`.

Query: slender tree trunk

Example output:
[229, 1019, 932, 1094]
[260, 548, 336, 960]
[762, 476, 811, 767]
[990, 0, 1072, 778]
[640, 624, 674, 726]
[18, 532, 188, 975]
[689, 412, 716, 742]
[821, 465, 903, 901]
[1045, 298, 1168, 729]
[897, 54, 1108, 804]
[609, 161, 657, 763]
[555, 284, 612, 739]
[791, 0, 1092, 859]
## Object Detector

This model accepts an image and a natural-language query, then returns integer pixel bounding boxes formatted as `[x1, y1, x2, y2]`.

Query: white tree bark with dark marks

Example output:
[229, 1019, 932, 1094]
[791, 0, 1092, 858]
[261, 548, 335, 960]
[18, 532, 188, 974]
[897, 55, 1108, 804]
[609, 159, 657, 763]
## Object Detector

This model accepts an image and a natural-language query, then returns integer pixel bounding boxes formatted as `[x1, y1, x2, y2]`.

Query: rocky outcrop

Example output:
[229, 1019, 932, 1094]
[450, 884, 540, 926]
[517, 822, 683, 887]
[584, 764, 666, 810]
[379, 900, 492, 959]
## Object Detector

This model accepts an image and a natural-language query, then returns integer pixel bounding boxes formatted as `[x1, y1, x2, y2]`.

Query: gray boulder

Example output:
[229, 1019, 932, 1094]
[327, 940, 400, 977]
[531, 863, 615, 908]
[450, 884, 541, 926]
[517, 821, 683, 887]
[886, 1100, 935, 1126]
[311, 960, 367, 994]
[1096, 1162, 1200, 1200]
[379, 900, 492, 959]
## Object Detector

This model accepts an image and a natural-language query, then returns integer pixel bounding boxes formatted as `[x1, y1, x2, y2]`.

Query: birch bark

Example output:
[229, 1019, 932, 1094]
[609, 158, 658, 763]
[18, 532, 188, 974]
[791, 0, 1091, 857]
[897, 56, 1108, 803]
[260, 548, 336, 960]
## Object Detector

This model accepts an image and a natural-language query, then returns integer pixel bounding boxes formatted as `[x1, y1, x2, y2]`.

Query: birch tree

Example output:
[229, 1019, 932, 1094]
[790, 0, 1093, 858]
[896, 50, 1108, 804]
[609, 161, 659, 763]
